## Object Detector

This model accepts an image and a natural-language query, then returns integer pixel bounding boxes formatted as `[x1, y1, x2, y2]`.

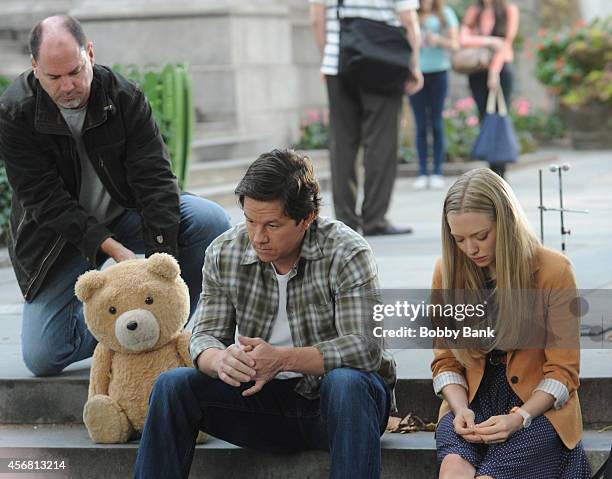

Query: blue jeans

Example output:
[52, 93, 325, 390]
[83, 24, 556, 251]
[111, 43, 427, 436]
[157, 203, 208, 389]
[134, 367, 391, 479]
[408, 70, 448, 176]
[21, 194, 231, 376]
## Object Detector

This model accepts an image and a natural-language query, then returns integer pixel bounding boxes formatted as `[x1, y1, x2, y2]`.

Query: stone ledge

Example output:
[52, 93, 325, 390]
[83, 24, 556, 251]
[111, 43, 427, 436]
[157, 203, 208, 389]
[2, 374, 610, 427]
[73, 1, 289, 22]
[0, 425, 609, 478]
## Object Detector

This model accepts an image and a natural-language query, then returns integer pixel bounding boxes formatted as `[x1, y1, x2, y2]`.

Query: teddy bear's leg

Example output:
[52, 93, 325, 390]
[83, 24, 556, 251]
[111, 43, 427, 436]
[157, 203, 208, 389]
[196, 431, 208, 444]
[84, 394, 133, 444]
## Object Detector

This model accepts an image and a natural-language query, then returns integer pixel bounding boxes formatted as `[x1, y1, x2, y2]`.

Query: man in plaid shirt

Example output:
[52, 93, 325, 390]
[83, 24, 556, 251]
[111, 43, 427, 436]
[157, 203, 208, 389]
[135, 149, 396, 479]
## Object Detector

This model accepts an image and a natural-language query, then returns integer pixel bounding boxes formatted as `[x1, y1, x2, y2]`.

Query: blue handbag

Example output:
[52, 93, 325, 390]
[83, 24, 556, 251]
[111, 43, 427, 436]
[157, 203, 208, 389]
[471, 87, 519, 164]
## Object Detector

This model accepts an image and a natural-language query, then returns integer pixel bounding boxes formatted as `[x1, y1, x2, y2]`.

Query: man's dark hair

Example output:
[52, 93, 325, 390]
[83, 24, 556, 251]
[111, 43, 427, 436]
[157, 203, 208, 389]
[29, 15, 88, 60]
[235, 149, 321, 223]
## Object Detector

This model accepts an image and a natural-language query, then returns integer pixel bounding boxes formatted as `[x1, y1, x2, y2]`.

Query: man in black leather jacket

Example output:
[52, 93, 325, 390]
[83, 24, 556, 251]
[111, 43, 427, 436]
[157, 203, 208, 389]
[0, 15, 230, 376]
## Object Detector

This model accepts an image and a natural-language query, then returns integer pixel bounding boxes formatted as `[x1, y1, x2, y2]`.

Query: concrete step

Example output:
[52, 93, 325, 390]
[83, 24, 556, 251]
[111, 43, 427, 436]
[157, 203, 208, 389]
[190, 128, 272, 164]
[183, 146, 489, 208]
[0, 425, 609, 478]
[185, 150, 332, 207]
[186, 150, 332, 191]
[186, 158, 253, 190]
[1, 371, 610, 427]
[0, 37, 30, 78]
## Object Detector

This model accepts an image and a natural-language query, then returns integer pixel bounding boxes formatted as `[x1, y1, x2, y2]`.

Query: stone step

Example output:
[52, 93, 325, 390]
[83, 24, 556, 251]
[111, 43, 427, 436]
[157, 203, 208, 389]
[0, 37, 31, 78]
[190, 129, 272, 164]
[183, 146, 489, 208]
[1, 371, 610, 428]
[185, 151, 331, 190]
[0, 425, 609, 479]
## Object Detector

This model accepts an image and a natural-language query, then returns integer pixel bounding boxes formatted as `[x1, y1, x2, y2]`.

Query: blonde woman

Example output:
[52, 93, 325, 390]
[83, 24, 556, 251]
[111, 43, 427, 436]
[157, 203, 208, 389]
[431, 168, 591, 478]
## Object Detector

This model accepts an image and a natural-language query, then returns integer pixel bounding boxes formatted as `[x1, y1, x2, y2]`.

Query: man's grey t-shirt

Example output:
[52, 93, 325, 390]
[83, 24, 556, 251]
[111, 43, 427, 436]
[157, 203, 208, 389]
[59, 105, 124, 225]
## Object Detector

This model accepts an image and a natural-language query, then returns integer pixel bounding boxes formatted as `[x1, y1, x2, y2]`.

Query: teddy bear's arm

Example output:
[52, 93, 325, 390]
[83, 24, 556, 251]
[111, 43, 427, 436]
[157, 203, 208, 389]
[88, 343, 114, 398]
[176, 330, 193, 367]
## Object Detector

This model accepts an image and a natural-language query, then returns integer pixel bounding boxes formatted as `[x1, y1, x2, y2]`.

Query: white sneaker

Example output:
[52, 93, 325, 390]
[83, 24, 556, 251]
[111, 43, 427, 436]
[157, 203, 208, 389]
[414, 175, 429, 190]
[430, 175, 445, 189]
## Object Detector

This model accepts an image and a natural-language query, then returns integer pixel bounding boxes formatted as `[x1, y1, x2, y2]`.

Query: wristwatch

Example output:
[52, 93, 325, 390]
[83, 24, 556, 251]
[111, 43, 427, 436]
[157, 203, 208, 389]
[510, 406, 532, 429]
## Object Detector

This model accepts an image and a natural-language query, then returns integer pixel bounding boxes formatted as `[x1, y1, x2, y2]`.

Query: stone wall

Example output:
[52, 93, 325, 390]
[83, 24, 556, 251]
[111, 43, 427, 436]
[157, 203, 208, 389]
[1, 0, 606, 147]
[71, 0, 300, 148]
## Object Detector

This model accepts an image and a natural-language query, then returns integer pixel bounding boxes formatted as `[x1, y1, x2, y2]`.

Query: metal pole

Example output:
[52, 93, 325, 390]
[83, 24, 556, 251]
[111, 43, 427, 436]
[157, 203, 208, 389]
[558, 167, 566, 252]
[539, 169, 544, 244]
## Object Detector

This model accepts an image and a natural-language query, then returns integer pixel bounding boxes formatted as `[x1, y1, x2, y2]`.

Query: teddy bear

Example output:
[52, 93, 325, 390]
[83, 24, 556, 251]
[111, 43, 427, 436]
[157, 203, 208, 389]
[75, 252, 206, 444]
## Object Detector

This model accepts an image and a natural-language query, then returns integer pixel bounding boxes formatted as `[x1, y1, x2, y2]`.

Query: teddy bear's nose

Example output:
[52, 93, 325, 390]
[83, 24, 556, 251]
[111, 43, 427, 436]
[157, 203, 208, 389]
[127, 321, 138, 331]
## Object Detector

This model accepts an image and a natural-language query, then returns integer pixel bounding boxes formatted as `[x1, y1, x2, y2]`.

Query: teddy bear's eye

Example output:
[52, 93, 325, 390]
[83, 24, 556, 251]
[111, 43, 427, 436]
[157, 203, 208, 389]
[108, 306, 117, 314]
[145, 297, 154, 305]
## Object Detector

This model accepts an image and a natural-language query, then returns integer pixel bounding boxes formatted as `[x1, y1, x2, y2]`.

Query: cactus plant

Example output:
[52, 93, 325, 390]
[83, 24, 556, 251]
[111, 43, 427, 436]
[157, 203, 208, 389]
[114, 63, 194, 189]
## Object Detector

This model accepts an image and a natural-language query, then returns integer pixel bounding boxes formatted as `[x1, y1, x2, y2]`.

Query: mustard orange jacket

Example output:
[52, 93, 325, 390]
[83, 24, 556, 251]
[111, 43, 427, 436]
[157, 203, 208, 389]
[431, 246, 582, 449]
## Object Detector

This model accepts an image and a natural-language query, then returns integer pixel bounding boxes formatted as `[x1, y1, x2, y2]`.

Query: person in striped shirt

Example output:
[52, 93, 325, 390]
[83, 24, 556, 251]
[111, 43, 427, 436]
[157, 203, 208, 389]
[310, 0, 423, 236]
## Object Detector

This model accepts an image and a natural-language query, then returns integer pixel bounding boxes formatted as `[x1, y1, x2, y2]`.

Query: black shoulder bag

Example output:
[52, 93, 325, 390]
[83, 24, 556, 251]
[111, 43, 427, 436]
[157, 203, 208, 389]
[337, 0, 412, 95]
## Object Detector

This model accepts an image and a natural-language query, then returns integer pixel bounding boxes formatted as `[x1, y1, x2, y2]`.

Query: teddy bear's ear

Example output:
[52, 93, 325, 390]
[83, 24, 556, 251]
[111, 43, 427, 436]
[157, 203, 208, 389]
[147, 253, 181, 280]
[75, 270, 106, 302]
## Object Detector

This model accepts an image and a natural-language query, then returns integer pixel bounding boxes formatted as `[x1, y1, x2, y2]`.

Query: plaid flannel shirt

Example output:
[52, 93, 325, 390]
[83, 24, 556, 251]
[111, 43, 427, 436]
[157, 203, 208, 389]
[190, 217, 397, 400]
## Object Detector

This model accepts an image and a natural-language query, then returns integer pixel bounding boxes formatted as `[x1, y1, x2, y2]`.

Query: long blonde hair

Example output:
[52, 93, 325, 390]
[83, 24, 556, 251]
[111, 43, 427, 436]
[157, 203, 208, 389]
[441, 168, 540, 365]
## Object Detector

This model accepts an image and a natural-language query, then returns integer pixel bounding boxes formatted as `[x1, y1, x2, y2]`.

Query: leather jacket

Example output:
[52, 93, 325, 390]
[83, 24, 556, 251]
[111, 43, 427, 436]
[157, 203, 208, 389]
[0, 65, 180, 301]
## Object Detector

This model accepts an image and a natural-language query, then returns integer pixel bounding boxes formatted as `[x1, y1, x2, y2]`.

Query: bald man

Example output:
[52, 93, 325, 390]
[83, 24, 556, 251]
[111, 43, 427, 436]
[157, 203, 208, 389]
[0, 16, 230, 376]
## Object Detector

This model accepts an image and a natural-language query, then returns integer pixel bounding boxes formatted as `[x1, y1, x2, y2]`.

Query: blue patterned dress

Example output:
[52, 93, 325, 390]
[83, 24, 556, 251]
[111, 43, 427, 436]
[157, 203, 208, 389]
[436, 354, 592, 478]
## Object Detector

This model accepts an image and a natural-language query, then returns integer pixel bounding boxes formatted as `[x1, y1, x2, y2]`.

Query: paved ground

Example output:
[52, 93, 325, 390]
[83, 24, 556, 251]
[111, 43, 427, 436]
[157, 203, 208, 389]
[0, 148, 610, 379]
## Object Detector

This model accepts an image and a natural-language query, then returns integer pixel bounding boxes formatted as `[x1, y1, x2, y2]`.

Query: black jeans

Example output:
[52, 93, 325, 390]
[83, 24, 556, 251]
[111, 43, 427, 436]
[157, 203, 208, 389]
[469, 63, 514, 178]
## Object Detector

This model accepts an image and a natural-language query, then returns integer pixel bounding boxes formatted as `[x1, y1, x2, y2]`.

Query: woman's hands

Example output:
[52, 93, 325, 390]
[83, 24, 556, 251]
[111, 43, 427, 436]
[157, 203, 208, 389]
[487, 70, 500, 90]
[474, 413, 524, 444]
[454, 408, 523, 444]
[453, 407, 483, 443]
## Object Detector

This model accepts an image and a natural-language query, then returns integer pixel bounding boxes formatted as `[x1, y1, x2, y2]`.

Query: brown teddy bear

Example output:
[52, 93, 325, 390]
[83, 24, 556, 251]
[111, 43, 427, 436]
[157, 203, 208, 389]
[75, 253, 205, 444]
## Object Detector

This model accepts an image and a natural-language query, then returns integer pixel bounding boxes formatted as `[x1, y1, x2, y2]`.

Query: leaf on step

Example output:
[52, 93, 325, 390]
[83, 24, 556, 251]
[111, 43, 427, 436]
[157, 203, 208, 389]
[386, 413, 436, 433]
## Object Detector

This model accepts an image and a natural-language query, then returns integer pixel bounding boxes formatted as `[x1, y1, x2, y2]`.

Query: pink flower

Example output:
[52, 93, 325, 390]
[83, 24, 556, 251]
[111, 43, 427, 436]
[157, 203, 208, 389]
[454, 97, 476, 112]
[466, 116, 479, 127]
[443, 109, 458, 118]
[515, 98, 530, 116]
[307, 110, 321, 123]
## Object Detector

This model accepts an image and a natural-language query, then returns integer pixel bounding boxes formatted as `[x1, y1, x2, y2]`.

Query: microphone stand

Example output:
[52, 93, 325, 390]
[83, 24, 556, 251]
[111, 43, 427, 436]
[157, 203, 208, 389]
[537, 164, 588, 253]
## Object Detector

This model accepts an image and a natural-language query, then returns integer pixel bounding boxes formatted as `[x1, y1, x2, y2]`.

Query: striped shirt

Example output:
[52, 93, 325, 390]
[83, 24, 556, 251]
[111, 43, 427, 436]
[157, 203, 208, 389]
[310, 0, 420, 75]
[190, 217, 397, 401]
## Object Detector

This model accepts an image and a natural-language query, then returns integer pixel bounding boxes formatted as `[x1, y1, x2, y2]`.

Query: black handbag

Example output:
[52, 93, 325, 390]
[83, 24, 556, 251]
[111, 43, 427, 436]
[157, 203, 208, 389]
[337, 0, 412, 95]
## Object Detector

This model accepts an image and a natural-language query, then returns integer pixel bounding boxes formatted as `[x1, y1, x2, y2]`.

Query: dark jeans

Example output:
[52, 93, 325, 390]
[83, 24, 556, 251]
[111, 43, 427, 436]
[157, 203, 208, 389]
[469, 63, 514, 178]
[408, 70, 448, 176]
[326, 75, 403, 232]
[134, 367, 391, 479]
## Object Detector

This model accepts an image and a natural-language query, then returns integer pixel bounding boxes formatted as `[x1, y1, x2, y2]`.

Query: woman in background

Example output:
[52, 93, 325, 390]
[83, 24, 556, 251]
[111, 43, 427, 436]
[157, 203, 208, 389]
[431, 168, 591, 478]
[410, 0, 459, 190]
[460, 0, 519, 178]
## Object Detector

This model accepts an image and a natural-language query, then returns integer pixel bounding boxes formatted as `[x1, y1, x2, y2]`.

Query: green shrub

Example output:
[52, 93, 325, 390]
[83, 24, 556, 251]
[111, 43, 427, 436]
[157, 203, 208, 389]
[536, 17, 612, 107]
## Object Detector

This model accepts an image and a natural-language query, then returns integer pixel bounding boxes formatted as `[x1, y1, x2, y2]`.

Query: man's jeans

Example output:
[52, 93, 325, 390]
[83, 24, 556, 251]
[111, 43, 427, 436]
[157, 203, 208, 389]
[134, 367, 391, 479]
[21, 194, 231, 376]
